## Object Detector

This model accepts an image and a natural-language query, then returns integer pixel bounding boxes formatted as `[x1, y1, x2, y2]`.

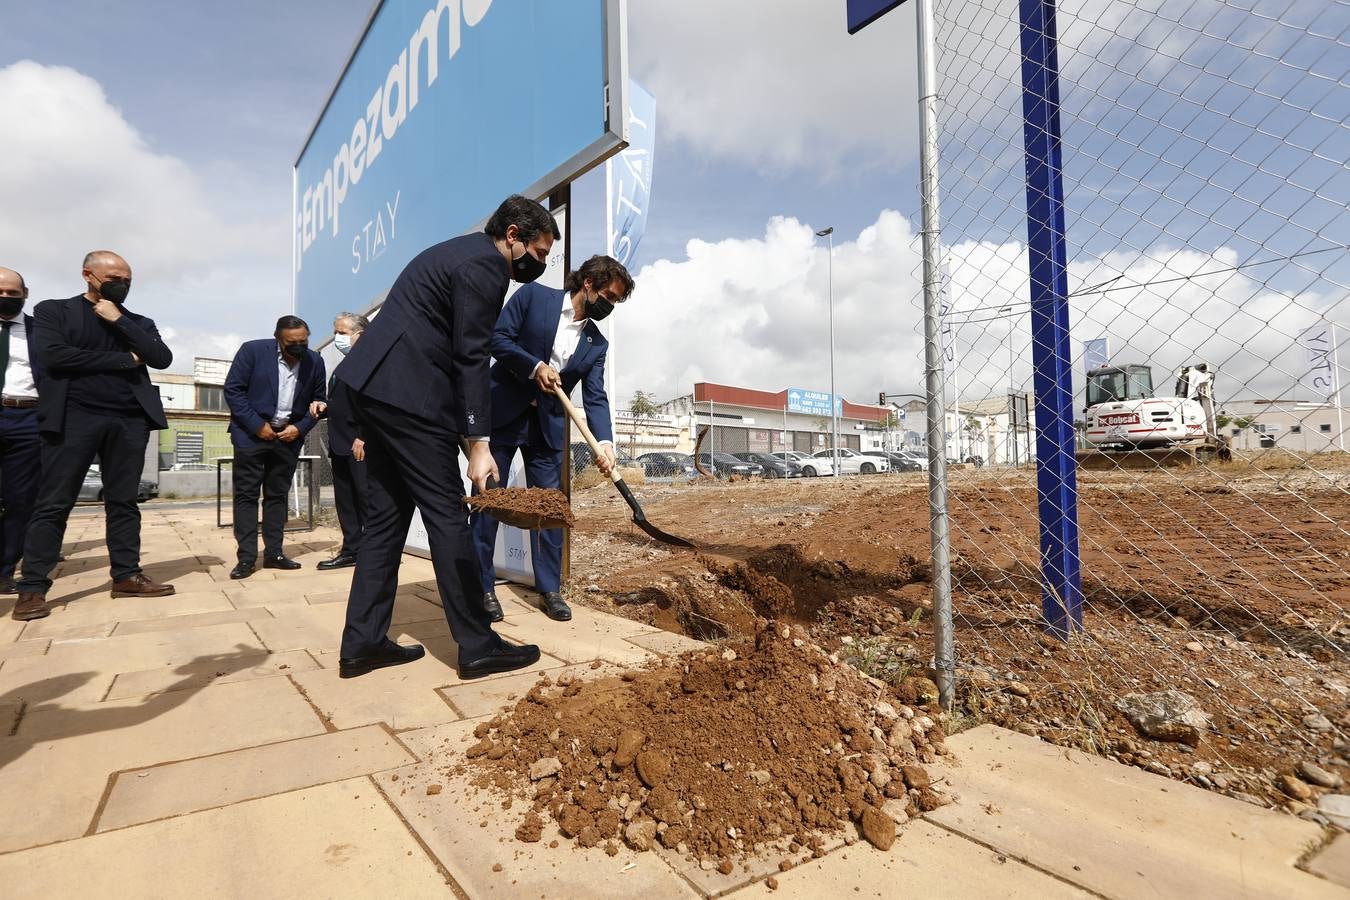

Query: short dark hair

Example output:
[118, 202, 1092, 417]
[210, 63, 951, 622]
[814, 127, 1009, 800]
[485, 194, 560, 243]
[275, 315, 309, 334]
[565, 255, 635, 300]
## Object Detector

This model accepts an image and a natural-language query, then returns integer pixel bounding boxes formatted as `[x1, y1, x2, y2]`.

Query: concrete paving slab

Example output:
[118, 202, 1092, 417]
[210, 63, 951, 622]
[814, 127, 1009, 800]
[438, 660, 626, 721]
[727, 820, 1090, 898]
[97, 724, 416, 831]
[1307, 832, 1350, 889]
[9, 622, 268, 680]
[18, 590, 235, 639]
[626, 630, 708, 657]
[929, 725, 1339, 900]
[246, 602, 348, 651]
[0, 637, 49, 664]
[222, 581, 310, 607]
[111, 605, 274, 637]
[0, 779, 450, 898]
[0, 676, 324, 852]
[106, 650, 317, 700]
[373, 719, 700, 899]
[501, 613, 659, 666]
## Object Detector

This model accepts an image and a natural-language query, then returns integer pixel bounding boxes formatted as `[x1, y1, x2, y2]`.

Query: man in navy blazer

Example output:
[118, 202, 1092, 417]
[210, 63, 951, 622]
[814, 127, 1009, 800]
[224, 316, 326, 579]
[0, 268, 44, 599]
[474, 254, 635, 622]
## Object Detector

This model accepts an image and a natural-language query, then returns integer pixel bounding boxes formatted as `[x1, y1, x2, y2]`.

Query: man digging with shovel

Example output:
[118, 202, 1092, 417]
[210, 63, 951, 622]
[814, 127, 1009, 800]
[472, 255, 635, 623]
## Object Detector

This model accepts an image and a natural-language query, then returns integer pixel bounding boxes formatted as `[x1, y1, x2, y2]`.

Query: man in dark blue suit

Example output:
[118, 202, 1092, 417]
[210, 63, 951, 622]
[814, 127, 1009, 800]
[474, 255, 635, 622]
[224, 316, 327, 579]
[0, 267, 43, 599]
[334, 195, 558, 680]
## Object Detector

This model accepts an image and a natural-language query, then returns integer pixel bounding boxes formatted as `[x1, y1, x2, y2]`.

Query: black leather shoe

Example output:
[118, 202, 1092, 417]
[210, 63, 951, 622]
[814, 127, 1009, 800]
[483, 591, 504, 623]
[317, 553, 357, 571]
[0, 576, 16, 595]
[339, 641, 426, 679]
[263, 555, 302, 571]
[541, 591, 572, 622]
[458, 643, 541, 680]
[229, 562, 254, 580]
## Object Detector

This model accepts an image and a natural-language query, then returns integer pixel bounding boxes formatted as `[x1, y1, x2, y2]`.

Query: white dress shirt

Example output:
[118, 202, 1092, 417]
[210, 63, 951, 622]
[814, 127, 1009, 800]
[273, 347, 299, 428]
[530, 293, 611, 450]
[0, 315, 38, 400]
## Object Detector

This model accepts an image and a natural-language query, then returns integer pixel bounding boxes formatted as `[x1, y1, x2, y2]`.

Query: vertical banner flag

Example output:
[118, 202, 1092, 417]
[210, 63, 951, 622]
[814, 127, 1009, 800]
[608, 79, 656, 268]
[1298, 323, 1339, 404]
[1083, 337, 1110, 372]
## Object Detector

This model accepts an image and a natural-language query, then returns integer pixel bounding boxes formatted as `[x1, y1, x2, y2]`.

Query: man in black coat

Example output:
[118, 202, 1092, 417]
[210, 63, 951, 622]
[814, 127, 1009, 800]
[334, 195, 557, 679]
[15, 251, 175, 621]
[0, 267, 44, 600]
[312, 311, 369, 571]
[223, 317, 327, 579]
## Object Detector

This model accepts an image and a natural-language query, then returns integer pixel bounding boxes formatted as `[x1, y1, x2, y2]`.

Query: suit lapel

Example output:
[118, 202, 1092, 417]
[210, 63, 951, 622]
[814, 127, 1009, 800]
[265, 342, 280, 412]
[293, 352, 313, 418]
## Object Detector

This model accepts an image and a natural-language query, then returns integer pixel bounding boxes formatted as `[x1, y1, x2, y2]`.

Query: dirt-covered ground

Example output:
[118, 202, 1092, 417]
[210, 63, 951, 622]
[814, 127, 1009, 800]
[562, 452, 1350, 820]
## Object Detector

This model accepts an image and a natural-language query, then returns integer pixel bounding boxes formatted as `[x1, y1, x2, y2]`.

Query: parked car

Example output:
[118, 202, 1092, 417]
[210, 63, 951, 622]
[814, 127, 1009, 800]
[896, 449, 929, 470]
[731, 452, 799, 478]
[79, 466, 158, 503]
[570, 443, 639, 474]
[772, 451, 833, 477]
[695, 452, 763, 478]
[881, 452, 923, 473]
[638, 452, 696, 479]
[811, 448, 890, 475]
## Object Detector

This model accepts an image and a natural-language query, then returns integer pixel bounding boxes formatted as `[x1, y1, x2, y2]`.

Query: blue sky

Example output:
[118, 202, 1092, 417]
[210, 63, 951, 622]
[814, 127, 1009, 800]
[0, 0, 1343, 409]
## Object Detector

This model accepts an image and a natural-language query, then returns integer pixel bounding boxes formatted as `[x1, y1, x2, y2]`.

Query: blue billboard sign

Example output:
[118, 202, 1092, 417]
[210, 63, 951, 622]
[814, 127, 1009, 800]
[846, 0, 909, 34]
[294, 0, 627, 326]
[607, 79, 656, 269]
[1083, 337, 1110, 371]
[787, 388, 842, 417]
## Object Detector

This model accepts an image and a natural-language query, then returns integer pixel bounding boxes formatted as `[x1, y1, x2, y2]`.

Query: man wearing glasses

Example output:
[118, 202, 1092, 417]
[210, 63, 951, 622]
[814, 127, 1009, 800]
[473, 255, 635, 623]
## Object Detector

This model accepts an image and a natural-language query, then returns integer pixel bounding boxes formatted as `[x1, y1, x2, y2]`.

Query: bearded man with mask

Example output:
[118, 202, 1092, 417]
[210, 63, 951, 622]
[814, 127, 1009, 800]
[334, 194, 558, 680]
[310, 311, 369, 571]
[473, 254, 634, 623]
[223, 316, 327, 580]
[14, 251, 175, 621]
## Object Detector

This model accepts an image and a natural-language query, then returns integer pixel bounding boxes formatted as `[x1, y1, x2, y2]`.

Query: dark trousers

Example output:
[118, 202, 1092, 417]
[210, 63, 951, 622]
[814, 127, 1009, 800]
[232, 444, 301, 565]
[330, 452, 368, 555]
[0, 407, 41, 578]
[19, 411, 150, 593]
[472, 421, 564, 595]
[340, 394, 500, 661]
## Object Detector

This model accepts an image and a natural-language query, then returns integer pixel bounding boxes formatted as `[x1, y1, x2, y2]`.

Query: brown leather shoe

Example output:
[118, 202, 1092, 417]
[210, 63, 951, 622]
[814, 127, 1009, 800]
[12, 591, 49, 621]
[110, 573, 176, 598]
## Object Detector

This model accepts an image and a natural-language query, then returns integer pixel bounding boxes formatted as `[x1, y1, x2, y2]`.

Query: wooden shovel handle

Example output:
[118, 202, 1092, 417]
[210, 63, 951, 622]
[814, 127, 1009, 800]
[552, 386, 621, 484]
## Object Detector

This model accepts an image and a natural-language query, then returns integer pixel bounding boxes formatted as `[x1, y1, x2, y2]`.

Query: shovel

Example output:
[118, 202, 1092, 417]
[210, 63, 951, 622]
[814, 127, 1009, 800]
[552, 385, 695, 549]
[460, 442, 573, 531]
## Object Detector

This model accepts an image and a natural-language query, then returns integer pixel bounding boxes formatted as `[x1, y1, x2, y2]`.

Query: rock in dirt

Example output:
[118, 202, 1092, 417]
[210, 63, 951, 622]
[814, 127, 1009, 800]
[1304, 713, 1334, 733]
[515, 811, 543, 842]
[1278, 775, 1313, 801]
[559, 805, 595, 838]
[1116, 691, 1210, 746]
[614, 729, 646, 768]
[1318, 794, 1350, 830]
[900, 765, 930, 790]
[1298, 761, 1343, 789]
[529, 757, 562, 780]
[425, 784, 443, 796]
[624, 819, 657, 852]
[860, 806, 896, 850]
[636, 750, 672, 787]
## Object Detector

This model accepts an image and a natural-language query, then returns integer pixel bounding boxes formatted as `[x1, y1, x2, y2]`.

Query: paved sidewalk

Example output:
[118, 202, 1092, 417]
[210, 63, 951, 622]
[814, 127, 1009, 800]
[0, 508, 1342, 897]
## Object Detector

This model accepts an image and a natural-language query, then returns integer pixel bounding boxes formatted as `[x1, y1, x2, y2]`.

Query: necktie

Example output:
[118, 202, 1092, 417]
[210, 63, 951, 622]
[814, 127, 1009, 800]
[0, 321, 11, 396]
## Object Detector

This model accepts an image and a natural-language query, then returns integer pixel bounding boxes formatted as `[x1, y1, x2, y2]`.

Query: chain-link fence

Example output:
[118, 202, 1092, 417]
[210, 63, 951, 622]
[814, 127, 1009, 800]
[921, 0, 1348, 810]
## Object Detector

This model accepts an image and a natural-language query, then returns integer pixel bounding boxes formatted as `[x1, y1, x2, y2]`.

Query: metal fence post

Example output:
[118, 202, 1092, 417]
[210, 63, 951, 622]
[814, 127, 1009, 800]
[1017, 0, 1083, 638]
[916, 0, 955, 709]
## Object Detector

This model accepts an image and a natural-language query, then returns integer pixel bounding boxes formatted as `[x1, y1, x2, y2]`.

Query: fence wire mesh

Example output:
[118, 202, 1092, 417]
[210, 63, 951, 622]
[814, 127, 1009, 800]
[926, 0, 1349, 811]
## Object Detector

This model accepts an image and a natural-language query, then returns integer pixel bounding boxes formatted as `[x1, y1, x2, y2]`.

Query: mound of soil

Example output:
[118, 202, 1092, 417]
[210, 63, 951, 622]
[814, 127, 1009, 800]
[463, 487, 575, 527]
[459, 620, 951, 863]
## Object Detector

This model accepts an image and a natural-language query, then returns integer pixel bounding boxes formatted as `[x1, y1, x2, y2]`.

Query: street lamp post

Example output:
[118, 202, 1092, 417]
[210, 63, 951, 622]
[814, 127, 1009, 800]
[816, 226, 838, 480]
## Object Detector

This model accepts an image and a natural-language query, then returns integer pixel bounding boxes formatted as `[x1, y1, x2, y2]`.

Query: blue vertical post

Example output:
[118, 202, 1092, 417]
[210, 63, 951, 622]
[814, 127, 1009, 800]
[1018, 0, 1083, 637]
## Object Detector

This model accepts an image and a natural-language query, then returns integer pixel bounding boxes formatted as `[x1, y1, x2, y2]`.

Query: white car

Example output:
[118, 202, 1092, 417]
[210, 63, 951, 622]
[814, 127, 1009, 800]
[772, 451, 835, 477]
[812, 448, 890, 475]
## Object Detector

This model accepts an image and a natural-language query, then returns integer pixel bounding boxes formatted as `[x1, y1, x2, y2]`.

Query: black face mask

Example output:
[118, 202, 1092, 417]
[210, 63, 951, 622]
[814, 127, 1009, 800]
[0, 298, 24, 318]
[284, 341, 308, 358]
[586, 294, 615, 321]
[97, 279, 131, 305]
[511, 244, 547, 284]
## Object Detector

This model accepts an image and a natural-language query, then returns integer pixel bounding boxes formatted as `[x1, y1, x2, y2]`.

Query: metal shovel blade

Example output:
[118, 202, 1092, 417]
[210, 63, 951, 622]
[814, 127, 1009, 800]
[614, 479, 695, 548]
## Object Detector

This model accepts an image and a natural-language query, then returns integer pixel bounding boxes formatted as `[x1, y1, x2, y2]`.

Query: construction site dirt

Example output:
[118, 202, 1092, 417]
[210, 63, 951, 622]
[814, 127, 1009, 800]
[563, 453, 1350, 818]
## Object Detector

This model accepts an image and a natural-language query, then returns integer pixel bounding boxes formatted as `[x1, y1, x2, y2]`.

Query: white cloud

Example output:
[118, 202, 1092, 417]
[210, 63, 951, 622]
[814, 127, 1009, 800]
[629, 0, 920, 172]
[0, 61, 289, 370]
[616, 208, 1344, 410]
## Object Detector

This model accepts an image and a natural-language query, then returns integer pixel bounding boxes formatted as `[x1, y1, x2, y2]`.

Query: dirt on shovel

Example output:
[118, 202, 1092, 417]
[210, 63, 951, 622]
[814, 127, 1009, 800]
[464, 486, 575, 530]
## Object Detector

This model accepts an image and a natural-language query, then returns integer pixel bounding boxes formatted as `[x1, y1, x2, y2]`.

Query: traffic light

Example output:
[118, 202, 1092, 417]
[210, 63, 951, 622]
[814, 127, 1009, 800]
[879, 391, 886, 405]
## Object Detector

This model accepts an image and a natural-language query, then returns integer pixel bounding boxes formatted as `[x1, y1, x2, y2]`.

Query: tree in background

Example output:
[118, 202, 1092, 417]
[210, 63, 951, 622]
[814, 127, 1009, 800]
[627, 390, 660, 458]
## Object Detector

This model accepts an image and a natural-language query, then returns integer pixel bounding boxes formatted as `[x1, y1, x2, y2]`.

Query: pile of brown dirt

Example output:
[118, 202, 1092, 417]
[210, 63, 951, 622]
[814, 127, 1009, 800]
[463, 487, 575, 527]
[458, 620, 951, 864]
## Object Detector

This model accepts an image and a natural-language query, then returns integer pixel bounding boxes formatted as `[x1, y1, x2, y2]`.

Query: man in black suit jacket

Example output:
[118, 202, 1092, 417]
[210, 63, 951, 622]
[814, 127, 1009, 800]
[334, 195, 557, 679]
[223, 316, 327, 579]
[311, 311, 369, 571]
[15, 251, 175, 621]
[0, 268, 44, 600]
